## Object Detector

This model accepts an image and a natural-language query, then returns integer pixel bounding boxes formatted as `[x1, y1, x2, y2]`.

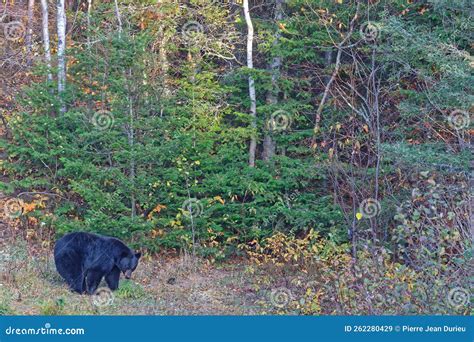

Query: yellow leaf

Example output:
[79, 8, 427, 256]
[226, 236, 238, 243]
[213, 195, 225, 205]
[356, 212, 363, 220]
[23, 202, 36, 214]
[147, 204, 167, 219]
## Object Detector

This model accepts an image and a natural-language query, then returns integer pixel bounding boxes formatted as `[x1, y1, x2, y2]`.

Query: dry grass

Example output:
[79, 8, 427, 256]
[0, 232, 269, 315]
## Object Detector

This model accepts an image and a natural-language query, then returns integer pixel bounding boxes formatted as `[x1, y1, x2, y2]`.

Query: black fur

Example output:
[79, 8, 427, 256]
[54, 232, 141, 294]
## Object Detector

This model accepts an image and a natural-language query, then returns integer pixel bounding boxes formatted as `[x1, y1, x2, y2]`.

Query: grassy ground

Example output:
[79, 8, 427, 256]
[0, 229, 271, 315]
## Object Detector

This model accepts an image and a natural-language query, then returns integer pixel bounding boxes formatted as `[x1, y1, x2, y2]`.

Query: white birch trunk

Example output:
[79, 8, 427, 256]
[26, 0, 35, 65]
[57, 0, 67, 114]
[40, 0, 53, 84]
[243, 0, 257, 167]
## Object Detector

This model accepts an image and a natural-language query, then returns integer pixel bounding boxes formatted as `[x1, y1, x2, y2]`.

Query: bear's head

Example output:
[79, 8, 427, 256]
[118, 251, 141, 279]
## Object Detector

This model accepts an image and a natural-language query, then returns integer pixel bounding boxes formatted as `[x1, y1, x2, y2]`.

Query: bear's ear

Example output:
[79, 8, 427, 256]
[135, 252, 141, 259]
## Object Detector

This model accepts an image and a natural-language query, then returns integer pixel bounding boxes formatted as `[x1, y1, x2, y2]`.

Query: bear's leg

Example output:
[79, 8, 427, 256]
[71, 273, 86, 294]
[85, 270, 104, 294]
[104, 267, 120, 291]
[55, 250, 85, 293]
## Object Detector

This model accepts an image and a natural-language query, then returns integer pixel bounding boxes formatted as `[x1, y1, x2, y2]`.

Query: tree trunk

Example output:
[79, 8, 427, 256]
[25, 0, 35, 65]
[128, 77, 136, 219]
[86, 0, 92, 49]
[312, 3, 360, 142]
[262, 0, 284, 162]
[243, 0, 257, 167]
[40, 0, 53, 84]
[57, 0, 67, 114]
[113, 0, 135, 219]
[158, 24, 170, 103]
[114, 0, 123, 37]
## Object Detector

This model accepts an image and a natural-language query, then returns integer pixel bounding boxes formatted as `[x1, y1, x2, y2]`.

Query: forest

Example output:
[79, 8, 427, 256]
[0, 0, 471, 315]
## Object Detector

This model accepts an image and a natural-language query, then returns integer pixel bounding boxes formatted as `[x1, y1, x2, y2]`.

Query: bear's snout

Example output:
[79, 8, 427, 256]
[124, 270, 132, 279]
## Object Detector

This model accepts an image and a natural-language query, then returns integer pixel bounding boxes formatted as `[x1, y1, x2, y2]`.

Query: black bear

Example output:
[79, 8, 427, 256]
[54, 232, 141, 294]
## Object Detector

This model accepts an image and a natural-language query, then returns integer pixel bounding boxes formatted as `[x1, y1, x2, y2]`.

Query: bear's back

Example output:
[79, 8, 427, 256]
[54, 231, 102, 256]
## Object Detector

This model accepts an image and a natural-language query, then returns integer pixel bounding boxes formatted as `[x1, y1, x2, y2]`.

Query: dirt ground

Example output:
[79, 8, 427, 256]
[0, 221, 273, 315]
